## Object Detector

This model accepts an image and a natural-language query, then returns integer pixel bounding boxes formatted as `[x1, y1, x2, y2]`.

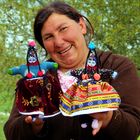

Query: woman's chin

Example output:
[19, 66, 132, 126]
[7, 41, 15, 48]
[60, 61, 81, 70]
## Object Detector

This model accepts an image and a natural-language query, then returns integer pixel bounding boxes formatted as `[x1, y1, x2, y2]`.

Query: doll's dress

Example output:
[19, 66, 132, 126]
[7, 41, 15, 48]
[58, 50, 121, 117]
[16, 73, 61, 118]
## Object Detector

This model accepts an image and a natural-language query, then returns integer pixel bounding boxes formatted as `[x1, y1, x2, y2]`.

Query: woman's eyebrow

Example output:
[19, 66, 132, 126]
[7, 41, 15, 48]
[42, 23, 68, 37]
[42, 32, 50, 37]
[56, 23, 67, 30]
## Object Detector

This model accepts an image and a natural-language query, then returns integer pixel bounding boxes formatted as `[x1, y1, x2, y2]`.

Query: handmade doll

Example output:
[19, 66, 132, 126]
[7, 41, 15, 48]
[8, 41, 60, 119]
[58, 42, 121, 128]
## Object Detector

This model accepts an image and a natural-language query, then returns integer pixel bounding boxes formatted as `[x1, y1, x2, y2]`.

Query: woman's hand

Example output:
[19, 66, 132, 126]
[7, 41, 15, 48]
[90, 111, 113, 136]
[25, 116, 44, 134]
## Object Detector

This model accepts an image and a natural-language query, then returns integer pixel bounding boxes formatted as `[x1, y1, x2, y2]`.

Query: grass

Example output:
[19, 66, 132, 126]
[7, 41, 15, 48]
[0, 91, 13, 140]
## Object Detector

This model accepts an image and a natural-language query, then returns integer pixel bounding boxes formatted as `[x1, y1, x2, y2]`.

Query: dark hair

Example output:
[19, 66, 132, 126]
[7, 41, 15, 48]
[34, 1, 94, 48]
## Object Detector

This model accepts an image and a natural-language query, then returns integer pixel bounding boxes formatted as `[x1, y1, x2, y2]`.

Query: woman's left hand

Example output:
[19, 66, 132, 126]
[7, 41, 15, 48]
[90, 111, 113, 136]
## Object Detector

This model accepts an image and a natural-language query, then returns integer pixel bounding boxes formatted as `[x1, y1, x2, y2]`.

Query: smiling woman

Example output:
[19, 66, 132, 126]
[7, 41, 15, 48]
[4, 1, 140, 140]
[41, 13, 88, 71]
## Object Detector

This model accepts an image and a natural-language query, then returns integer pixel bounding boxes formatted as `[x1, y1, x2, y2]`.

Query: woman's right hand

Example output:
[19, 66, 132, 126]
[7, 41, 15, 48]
[25, 116, 44, 134]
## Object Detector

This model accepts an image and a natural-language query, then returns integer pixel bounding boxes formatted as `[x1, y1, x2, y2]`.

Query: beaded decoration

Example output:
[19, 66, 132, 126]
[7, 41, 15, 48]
[59, 42, 121, 116]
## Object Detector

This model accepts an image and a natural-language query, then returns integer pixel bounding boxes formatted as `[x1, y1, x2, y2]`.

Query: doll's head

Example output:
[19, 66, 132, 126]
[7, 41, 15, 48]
[8, 40, 58, 79]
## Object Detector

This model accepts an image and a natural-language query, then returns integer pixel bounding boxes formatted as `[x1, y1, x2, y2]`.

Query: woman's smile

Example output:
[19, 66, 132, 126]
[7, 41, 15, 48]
[58, 45, 72, 54]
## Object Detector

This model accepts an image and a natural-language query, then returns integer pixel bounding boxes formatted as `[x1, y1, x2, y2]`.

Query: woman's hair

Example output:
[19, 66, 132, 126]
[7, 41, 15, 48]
[34, 1, 94, 48]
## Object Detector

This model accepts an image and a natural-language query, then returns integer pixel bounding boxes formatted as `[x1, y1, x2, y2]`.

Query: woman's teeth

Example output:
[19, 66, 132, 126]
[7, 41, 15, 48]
[59, 45, 72, 54]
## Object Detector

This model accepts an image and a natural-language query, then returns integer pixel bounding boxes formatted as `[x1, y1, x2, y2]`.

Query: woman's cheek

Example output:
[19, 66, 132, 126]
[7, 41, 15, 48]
[44, 41, 54, 53]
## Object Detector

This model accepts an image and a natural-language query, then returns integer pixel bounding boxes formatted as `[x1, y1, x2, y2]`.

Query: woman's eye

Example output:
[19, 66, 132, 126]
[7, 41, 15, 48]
[60, 27, 67, 32]
[44, 35, 53, 41]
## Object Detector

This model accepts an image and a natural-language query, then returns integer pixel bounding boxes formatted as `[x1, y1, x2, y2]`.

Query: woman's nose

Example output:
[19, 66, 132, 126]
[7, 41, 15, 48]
[54, 35, 65, 47]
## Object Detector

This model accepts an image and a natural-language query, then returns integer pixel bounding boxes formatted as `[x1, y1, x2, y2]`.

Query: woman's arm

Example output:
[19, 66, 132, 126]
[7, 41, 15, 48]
[96, 51, 140, 140]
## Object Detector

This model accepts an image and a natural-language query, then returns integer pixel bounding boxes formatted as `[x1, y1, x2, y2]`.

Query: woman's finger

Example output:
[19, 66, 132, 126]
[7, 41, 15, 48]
[92, 120, 103, 136]
[33, 117, 44, 126]
[91, 119, 99, 129]
[25, 116, 32, 124]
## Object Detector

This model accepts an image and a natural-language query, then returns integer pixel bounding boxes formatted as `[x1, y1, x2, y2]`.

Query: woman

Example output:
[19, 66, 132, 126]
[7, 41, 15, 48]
[4, 1, 140, 140]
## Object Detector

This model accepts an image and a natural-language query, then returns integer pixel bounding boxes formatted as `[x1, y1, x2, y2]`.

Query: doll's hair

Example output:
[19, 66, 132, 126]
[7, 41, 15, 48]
[34, 1, 94, 48]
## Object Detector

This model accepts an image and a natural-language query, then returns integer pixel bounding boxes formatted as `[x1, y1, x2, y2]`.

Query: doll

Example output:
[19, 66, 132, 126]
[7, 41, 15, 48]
[8, 41, 60, 119]
[58, 42, 121, 128]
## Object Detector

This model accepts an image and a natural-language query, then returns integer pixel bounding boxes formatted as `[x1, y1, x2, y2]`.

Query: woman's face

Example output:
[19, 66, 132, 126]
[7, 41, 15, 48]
[41, 13, 89, 71]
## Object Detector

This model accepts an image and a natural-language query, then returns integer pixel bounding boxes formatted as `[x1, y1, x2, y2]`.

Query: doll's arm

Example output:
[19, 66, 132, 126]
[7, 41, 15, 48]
[41, 61, 58, 72]
[7, 65, 27, 77]
[8, 66, 21, 76]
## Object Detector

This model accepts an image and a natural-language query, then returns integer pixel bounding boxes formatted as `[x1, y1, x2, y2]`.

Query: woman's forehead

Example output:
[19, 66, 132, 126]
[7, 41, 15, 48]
[46, 13, 71, 23]
[41, 14, 71, 35]
[43, 13, 75, 29]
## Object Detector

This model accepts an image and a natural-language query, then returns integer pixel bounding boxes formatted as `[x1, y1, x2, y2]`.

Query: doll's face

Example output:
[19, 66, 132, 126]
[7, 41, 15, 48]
[87, 58, 96, 67]
[28, 56, 37, 64]
[28, 51, 37, 64]
[41, 13, 89, 72]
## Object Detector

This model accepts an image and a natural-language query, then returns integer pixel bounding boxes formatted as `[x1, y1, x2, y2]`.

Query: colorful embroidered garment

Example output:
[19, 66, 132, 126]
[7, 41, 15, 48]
[16, 74, 61, 118]
[58, 48, 121, 117]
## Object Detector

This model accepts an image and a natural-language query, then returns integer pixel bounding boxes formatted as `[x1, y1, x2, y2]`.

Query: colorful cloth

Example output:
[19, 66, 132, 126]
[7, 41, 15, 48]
[58, 50, 121, 116]
[15, 49, 121, 118]
[16, 74, 61, 118]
